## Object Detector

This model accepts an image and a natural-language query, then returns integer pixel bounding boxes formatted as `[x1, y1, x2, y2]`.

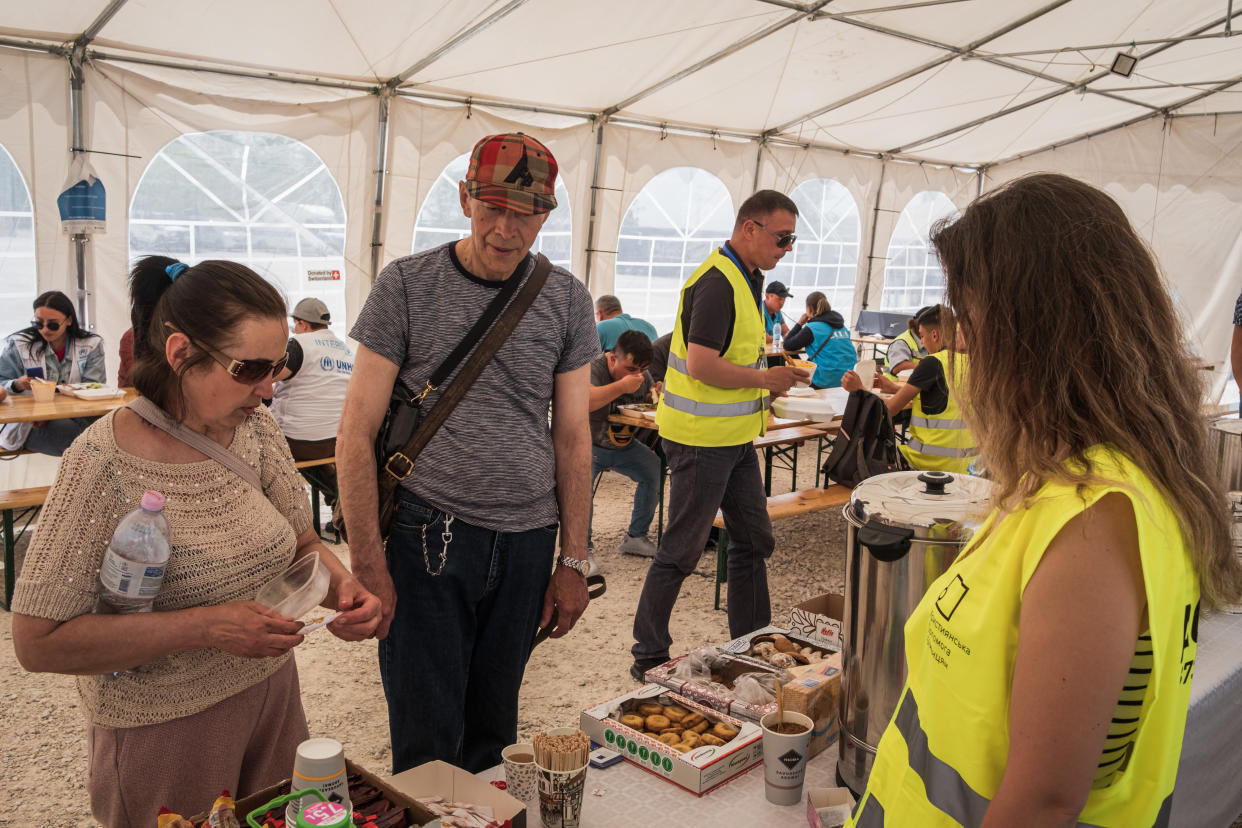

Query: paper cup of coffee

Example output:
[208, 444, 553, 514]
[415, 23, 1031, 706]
[30, 379, 56, 403]
[502, 742, 538, 803]
[288, 737, 351, 823]
[760, 710, 814, 806]
[855, 359, 876, 389]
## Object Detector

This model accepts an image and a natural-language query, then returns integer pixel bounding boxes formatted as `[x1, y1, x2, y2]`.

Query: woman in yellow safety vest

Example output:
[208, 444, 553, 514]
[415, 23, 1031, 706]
[848, 173, 1242, 828]
[842, 304, 976, 474]
[882, 304, 932, 380]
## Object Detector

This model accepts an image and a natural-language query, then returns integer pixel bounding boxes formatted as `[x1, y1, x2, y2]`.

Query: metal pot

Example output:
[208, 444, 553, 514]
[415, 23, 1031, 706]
[838, 470, 992, 795]
[1208, 417, 1242, 491]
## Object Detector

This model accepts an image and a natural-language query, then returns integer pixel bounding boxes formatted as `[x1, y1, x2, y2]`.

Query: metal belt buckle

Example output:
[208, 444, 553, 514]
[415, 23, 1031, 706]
[384, 451, 414, 480]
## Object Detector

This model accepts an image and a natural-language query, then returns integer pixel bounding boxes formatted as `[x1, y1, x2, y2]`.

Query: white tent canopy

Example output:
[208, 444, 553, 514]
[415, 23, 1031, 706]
[1, 0, 1240, 401]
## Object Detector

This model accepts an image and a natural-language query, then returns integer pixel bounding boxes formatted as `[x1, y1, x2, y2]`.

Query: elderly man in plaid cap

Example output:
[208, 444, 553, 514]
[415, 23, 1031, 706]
[338, 133, 598, 773]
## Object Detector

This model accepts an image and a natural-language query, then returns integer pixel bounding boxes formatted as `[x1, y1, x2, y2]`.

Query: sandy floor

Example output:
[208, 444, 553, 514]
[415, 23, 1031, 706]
[4, 443, 1238, 826]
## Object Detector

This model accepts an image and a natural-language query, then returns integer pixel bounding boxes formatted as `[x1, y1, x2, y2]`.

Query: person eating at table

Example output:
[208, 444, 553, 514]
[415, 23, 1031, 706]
[847, 173, 1242, 828]
[9, 256, 381, 825]
[882, 304, 931, 380]
[782, 290, 856, 388]
[0, 290, 105, 455]
[841, 303, 977, 473]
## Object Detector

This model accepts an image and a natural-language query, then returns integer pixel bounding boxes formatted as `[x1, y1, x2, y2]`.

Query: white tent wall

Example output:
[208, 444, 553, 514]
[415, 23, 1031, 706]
[987, 113, 1242, 402]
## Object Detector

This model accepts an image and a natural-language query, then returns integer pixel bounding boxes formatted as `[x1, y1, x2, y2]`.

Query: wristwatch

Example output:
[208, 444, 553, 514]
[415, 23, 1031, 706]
[557, 554, 589, 578]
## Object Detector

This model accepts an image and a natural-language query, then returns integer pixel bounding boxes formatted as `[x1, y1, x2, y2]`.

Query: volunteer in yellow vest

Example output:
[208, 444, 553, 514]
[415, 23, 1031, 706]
[843, 304, 977, 473]
[848, 173, 1242, 827]
[630, 190, 809, 682]
[882, 304, 931, 380]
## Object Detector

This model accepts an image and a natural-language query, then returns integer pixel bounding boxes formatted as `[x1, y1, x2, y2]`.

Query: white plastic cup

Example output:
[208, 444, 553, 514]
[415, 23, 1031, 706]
[855, 359, 877, 389]
[502, 742, 537, 802]
[760, 710, 814, 805]
[288, 738, 351, 823]
[30, 379, 56, 403]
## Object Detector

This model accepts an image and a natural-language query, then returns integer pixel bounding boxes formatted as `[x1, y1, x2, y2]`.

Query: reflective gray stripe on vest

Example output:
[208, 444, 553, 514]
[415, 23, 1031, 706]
[905, 439, 978, 459]
[854, 794, 885, 828]
[909, 416, 969, 429]
[895, 692, 1105, 828]
[660, 389, 764, 418]
[667, 352, 765, 374]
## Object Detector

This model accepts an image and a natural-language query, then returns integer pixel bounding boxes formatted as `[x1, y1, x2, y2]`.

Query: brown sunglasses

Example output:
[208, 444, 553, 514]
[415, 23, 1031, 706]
[166, 324, 288, 384]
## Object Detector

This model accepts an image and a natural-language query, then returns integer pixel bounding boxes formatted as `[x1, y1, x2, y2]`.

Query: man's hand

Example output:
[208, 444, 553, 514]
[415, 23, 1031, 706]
[763, 366, 810, 396]
[326, 576, 383, 642]
[615, 372, 644, 395]
[350, 549, 398, 639]
[538, 565, 590, 639]
[841, 369, 862, 391]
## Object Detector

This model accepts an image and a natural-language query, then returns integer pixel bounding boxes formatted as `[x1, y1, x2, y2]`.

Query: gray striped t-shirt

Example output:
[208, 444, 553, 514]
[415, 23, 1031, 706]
[350, 243, 598, 531]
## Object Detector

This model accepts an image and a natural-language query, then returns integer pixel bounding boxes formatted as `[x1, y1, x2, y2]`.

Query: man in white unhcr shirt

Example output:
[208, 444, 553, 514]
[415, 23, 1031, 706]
[270, 297, 354, 464]
[337, 132, 596, 775]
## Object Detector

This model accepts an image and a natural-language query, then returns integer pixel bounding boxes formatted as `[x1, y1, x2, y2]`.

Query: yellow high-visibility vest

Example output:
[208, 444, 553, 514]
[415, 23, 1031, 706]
[656, 248, 767, 447]
[884, 327, 925, 380]
[900, 350, 977, 474]
[850, 445, 1200, 828]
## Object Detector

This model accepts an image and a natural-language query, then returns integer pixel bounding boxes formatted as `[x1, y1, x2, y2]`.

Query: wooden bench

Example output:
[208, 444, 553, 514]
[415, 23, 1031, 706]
[295, 457, 338, 540]
[712, 484, 852, 610]
[0, 485, 51, 610]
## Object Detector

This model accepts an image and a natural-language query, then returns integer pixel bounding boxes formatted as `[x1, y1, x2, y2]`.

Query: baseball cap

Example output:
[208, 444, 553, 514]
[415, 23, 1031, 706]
[464, 133, 558, 215]
[291, 297, 331, 325]
[765, 281, 793, 299]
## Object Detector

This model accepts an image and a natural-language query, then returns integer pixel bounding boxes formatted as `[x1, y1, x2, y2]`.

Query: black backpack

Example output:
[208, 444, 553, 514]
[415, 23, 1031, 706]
[821, 389, 909, 488]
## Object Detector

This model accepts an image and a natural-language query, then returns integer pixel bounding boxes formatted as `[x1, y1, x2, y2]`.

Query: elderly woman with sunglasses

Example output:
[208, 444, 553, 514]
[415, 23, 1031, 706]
[10, 257, 381, 824]
[0, 289, 107, 455]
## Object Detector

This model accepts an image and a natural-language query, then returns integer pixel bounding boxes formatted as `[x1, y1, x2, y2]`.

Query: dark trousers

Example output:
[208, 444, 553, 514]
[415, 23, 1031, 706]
[380, 488, 557, 774]
[287, 436, 337, 506]
[632, 439, 774, 663]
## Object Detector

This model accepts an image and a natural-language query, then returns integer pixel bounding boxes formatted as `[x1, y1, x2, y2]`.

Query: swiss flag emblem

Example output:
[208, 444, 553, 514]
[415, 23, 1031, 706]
[331, 270, 341, 280]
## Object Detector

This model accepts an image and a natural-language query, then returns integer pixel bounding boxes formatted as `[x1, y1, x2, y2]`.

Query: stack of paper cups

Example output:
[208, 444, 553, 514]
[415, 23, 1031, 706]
[288, 738, 351, 824]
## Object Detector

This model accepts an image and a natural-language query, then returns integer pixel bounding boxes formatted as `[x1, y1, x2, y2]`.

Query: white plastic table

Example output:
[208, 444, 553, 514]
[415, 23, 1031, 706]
[480, 748, 839, 826]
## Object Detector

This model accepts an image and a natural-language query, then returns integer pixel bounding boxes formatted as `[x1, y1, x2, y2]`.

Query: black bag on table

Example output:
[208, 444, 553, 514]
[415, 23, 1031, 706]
[820, 389, 909, 488]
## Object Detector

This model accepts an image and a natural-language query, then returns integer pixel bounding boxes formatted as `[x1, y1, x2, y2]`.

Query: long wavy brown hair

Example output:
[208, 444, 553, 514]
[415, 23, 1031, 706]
[932, 172, 1242, 609]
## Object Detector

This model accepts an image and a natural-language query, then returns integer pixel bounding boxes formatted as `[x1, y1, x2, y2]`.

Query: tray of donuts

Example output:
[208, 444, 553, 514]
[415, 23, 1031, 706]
[580, 684, 763, 795]
[720, 626, 838, 671]
[641, 649, 786, 722]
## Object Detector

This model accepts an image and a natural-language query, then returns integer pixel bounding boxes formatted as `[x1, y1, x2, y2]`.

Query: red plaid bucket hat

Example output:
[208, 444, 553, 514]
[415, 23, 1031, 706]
[464, 133, 558, 215]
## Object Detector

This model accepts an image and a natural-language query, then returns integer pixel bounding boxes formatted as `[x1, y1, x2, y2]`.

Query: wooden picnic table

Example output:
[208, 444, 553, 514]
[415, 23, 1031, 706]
[606, 410, 815, 432]
[0, 387, 137, 424]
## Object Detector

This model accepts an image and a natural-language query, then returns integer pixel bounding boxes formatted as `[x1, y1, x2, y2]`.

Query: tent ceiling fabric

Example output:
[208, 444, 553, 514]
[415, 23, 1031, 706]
[1, 0, 1240, 164]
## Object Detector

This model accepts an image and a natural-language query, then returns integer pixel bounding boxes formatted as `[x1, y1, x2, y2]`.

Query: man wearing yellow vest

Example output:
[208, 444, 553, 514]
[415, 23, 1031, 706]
[842, 304, 977, 474]
[630, 190, 810, 681]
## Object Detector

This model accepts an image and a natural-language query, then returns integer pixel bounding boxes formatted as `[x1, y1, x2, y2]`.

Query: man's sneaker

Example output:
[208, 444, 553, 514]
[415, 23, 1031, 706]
[619, 533, 658, 558]
[587, 551, 601, 578]
[630, 658, 664, 683]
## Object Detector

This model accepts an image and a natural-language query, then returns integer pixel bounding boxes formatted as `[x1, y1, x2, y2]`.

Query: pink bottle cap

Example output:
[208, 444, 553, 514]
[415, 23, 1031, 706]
[140, 491, 165, 511]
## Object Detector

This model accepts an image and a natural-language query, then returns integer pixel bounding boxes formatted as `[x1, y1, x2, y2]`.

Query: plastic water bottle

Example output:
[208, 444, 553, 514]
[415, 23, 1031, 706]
[96, 491, 172, 614]
[772, 326, 783, 352]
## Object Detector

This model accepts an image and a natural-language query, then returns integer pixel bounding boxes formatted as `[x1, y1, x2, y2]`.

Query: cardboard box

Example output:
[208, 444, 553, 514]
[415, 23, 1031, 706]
[789, 592, 845, 652]
[389, 760, 527, 828]
[806, 786, 856, 828]
[782, 653, 843, 759]
[580, 684, 763, 795]
[190, 758, 426, 826]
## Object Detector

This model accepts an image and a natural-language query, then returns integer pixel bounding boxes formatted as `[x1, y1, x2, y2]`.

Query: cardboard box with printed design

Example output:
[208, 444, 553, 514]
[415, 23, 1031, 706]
[580, 683, 763, 795]
[789, 592, 845, 652]
[781, 652, 843, 758]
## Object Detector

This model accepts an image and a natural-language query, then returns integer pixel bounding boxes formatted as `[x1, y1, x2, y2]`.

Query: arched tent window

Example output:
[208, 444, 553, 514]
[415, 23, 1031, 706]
[769, 178, 860, 317]
[0, 145, 37, 338]
[615, 167, 735, 336]
[880, 191, 959, 314]
[412, 153, 573, 268]
[129, 131, 348, 334]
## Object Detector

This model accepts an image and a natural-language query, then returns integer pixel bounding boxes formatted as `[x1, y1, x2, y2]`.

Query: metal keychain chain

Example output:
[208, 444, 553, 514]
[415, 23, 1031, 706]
[421, 513, 453, 576]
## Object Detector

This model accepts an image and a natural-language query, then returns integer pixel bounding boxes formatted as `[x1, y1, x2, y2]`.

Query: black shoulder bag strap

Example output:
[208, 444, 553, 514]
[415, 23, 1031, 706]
[371, 253, 553, 537]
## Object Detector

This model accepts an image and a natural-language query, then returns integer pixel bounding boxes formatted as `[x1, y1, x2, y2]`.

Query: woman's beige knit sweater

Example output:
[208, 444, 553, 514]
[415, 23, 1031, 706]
[12, 405, 312, 727]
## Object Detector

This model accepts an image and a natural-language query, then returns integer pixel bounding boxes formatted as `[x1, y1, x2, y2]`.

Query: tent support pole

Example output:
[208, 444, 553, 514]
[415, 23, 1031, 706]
[752, 139, 766, 192]
[69, 45, 89, 328]
[369, 90, 392, 283]
[581, 118, 606, 292]
[859, 159, 887, 311]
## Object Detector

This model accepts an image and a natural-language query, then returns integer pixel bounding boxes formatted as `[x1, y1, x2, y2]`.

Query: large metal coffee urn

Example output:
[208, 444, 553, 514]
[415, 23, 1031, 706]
[838, 470, 992, 794]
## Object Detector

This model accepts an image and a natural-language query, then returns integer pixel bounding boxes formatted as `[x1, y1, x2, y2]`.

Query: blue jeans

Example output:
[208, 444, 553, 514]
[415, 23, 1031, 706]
[632, 439, 774, 662]
[379, 489, 557, 774]
[24, 416, 94, 456]
[590, 440, 661, 546]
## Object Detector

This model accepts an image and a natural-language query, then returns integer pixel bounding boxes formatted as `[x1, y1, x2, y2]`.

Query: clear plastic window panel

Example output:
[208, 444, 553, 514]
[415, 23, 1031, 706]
[0, 145, 37, 339]
[768, 178, 861, 322]
[128, 131, 349, 337]
[880, 191, 960, 315]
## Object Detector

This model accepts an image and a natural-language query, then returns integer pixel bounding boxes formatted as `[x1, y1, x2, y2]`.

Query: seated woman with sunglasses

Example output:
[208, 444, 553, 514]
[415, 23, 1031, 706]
[0, 289, 106, 455]
[10, 256, 382, 824]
